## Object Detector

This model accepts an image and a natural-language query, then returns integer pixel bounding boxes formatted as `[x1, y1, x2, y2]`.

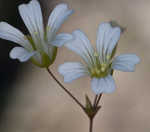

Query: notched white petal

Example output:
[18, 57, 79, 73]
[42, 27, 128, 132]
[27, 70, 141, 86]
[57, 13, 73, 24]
[48, 3, 68, 26]
[96, 22, 121, 61]
[106, 27, 121, 55]
[65, 30, 94, 66]
[112, 54, 140, 72]
[51, 33, 73, 47]
[58, 62, 88, 83]
[18, 0, 44, 44]
[91, 75, 116, 94]
[47, 3, 74, 37]
[10, 47, 36, 62]
[0, 22, 31, 49]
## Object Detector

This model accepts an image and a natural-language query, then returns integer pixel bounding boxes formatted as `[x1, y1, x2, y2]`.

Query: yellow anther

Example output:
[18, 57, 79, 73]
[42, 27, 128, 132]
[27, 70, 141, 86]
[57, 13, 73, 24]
[101, 63, 106, 67]
[90, 67, 101, 77]
[101, 67, 106, 72]
[101, 63, 107, 72]
[46, 26, 51, 31]
[24, 36, 27, 40]
[106, 55, 111, 60]
[94, 52, 99, 57]
[34, 32, 38, 35]
[91, 68, 96, 75]
[95, 68, 101, 74]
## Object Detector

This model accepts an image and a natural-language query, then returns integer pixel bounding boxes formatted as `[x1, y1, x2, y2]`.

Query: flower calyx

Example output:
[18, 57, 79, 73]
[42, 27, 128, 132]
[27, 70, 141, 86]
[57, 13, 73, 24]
[84, 95, 101, 119]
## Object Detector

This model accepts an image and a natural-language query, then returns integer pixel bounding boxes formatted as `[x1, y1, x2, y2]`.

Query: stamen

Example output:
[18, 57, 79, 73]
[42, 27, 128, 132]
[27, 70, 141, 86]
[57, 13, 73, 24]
[24, 36, 27, 40]
[101, 63, 107, 72]
[106, 55, 111, 60]
[34, 32, 38, 35]
[95, 68, 101, 75]
[46, 26, 51, 31]
[91, 68, 95, 75]
[94, 52, 99, 57]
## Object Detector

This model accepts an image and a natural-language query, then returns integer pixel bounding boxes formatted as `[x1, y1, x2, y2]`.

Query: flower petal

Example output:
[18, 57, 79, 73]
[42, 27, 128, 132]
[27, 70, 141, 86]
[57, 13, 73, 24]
[58, 62, 88, 83]
[96, 22, 121, 62]
[91, 75, 116, 94]
[112, 54, 140, 72]
[65, 30, 95, 66]
[9, 47, 36, 62]
[0, 22, 32, 50]
[47, 3, 74, 40]
[18, 0, 44, 48]
[51, 33, 73, 47]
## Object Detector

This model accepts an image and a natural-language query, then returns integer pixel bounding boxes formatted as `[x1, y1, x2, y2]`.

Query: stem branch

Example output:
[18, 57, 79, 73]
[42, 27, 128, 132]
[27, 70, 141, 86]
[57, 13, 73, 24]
[46, 68, 103, 132]
[93, 95, 98, 108]
[95, 94, 102, 107]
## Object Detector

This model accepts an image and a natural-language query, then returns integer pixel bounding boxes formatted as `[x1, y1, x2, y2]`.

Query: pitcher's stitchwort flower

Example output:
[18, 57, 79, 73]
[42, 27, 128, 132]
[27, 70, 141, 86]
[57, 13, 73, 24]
[58, 22, 140, 94]
[0, 0, 73, 68]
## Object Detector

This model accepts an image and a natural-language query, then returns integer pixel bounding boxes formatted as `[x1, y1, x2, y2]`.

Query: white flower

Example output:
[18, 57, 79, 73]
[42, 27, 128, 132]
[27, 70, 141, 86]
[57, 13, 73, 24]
[58, 22, 140, 94]
[0, 0, 73, 68]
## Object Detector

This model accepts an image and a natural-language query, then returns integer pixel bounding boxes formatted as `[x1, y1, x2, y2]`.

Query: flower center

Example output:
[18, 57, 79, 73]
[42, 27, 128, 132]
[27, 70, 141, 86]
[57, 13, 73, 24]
[90, 63, 109, 78]
[89, 52, 111, 78]
[24, 28, 56, 68]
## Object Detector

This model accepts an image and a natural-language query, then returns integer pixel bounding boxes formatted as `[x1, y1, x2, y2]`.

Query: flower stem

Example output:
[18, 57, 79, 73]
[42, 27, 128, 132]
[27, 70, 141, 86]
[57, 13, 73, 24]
[89, 94, 103, 132]
[93, 95, 98, 107]
[89, 118, 93, 132]
[47, 68, 103, 132]
[95, 93, 103, 107]
[46, 68, 85, 111]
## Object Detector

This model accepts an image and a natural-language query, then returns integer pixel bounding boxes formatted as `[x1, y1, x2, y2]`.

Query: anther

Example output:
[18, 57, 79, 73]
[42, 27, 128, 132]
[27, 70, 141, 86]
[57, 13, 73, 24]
[94, 52, 99, 57]
[46, 26, 50, 31]
[34, 32, 38, 35]
[24, 36, 27, 40]
[95, 68, 101, 75]
[101, 63, 107, 72]
[106, 55, 111, 60]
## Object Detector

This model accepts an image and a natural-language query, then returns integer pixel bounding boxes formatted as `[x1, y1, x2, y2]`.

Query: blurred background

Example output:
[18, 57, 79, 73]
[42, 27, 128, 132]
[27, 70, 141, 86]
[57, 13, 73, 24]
[0, 0, 149, 132]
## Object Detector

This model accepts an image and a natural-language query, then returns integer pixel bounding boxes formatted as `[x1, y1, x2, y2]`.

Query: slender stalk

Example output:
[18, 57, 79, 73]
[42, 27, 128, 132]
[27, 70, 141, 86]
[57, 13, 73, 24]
[89, 118, 93, 132]
[46, 68, 85, 111]
[90, 94, 102, 132]
[95, 93, 102, 107]
[93, 95, 98, 108]
[47, 68, 103, 132]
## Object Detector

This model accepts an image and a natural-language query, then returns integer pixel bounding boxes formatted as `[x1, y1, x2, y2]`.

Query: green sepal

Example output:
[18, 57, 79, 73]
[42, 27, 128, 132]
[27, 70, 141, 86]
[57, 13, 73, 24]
[111, 44, 117, 59]
[41, 52, 52, 68]
[30, 46, 58, 68]
[26, 35, 36, 50]
[30, 52, 51, 68]
[84, 95, 102, 118]
[85, 95, 93, 110]
[50, 47, 57, 65]
[85, 95, 95, 118]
